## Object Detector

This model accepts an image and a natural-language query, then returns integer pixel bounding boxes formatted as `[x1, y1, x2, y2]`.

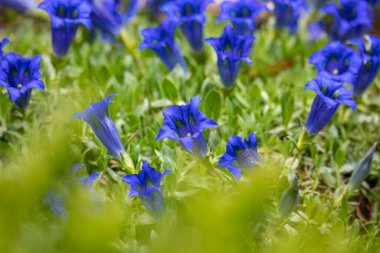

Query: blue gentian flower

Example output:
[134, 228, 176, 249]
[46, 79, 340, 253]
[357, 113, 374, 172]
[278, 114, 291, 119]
[217, 0, 268, 35]
[322, 0, 373, 41]
[349, 36, 380, 96]
[272, 0, 308, 34]
[307, 21, 324, 42]
[309, 41, 362, 85]
[121, 161, 171, 217]
[366, 0, 380, 5]
[305, 77, 356, 135]
[145, 0, 171, 15]
[73, 94, 126, 159]
[88, 0, 138, 40]
[205, 25, 254, 87]
[139, 20, 187, 72]
[0, 53, 45, 108]
[156, 96, 218, 158]
[44, 191, 67, 218]
[218, 132, 261, 180]
[44, 164, 101, 218]
[0, 38, 9, 58]
[39, 0, 92, 57]
[79, 172, 101, 186]
[307, 0, 329, 9]
[0, 0, 35, 12]
[161, 0, 212, 51]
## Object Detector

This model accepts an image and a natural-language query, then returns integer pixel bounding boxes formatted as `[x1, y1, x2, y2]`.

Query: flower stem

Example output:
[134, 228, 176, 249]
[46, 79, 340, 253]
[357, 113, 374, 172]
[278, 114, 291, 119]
[119, 30, 145, 74]
[296, 128, 306, 151]
[122, 153, 135, 174]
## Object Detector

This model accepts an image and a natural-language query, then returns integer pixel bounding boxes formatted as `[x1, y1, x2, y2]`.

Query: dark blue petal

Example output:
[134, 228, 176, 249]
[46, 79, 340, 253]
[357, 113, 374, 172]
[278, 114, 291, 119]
[349, 35, 380, 96]
[219, 132, 260, 180]
[0, 38, 9, 57]
[161, 0, 212, 51]
[309, 41, 362, 85]
[140, 20, 187, 72]
[273, 0, 307, 34]
[121, 161, 171, 217]
[0, 0, 35, 12]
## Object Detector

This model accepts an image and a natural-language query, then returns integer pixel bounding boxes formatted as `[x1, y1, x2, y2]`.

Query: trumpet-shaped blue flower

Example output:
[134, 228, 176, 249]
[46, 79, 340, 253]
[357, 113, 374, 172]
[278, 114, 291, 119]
[73, 94, 126, 159]
[139, 20, 186, 72]
[205, 25, 254, 87]
[0, 38, 9, 58]
[39, 0, 92, 57]
[218, 132, 261, 180]
[122, 161, 171, 217]
[309, 41, 362, 85]
[156, 96, 218, 158]
[0, 53, 45, 108]
[349, 36, 380, 96]
[217, 0, 268, 35]
[0, 0, 35, 12]
[273, 0, 307, 34]
[161, 0, 212, 51]
[88, 0, 138, 40]
[322, 0, 372, 41]
[305, 77, 356, 135]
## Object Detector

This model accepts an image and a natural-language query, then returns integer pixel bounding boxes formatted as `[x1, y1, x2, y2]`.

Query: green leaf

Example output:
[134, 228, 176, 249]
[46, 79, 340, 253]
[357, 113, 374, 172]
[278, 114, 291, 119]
[281, 90, 294, 127]
[334, 147, 346, 168]
[203, 89, 222, 120]
[161, 77, 179, 102]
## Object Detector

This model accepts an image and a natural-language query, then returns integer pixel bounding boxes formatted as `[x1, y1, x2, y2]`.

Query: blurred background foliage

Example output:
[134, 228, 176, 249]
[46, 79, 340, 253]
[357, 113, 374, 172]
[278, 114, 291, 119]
[0, 3, 380, 253]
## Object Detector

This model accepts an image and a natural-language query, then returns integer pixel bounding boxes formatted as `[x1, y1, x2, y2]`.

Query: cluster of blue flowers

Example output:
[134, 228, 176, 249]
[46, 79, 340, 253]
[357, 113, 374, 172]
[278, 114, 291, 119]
[71, 94, 262, 216]
[304, 0, 380, 135]
[1, 0, 379, 219]
[37, 0, 138, 56]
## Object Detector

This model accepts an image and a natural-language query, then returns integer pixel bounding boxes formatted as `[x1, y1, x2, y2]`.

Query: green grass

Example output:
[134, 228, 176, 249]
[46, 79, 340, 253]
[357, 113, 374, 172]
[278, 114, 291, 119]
[0, 10, 380, 253]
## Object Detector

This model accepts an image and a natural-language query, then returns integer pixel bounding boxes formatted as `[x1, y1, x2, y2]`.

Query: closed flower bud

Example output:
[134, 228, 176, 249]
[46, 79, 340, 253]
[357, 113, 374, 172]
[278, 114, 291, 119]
[279, 176, 299, 218]
[349, 143, 377, 191]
